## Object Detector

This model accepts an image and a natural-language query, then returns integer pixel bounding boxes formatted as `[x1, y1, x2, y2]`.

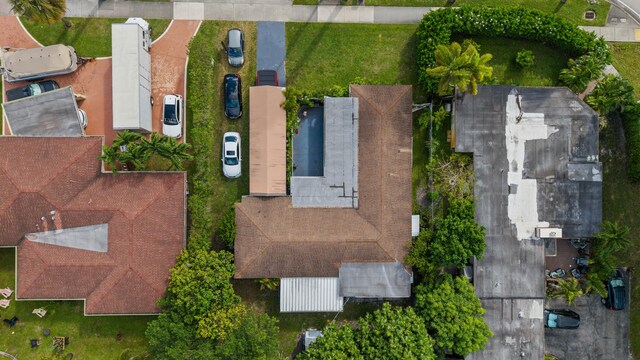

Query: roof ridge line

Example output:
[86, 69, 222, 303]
[234, 203, 273, 277]
[87, 266, 130, 309]
[40, 140, 103, 207]
[131, 175, 183, 220]
[39, 138, 101, 198]
[0, 167, 21, 214]
[125, 172, 184, 220]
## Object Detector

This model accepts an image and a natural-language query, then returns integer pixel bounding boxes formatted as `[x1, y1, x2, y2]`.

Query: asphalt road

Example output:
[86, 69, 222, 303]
[612, 0, 640, 25]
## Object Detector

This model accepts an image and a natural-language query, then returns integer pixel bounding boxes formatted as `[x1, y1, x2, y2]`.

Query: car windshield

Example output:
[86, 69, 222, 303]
[225, 156, 239, 166]
[229, 47, 242, 57]
[163, 104, 178, 125]
[28, 84, 42, 96]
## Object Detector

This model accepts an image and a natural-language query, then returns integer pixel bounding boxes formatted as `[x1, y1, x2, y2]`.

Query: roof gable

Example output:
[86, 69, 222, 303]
[235, 85, 413, 278]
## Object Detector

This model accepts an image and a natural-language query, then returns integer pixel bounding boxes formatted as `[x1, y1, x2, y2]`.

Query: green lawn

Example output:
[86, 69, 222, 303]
[286, 23, 423, 100]
[460, 36, 568, 87]
[21, 17, 171, 57]
[0, 248, 152, 359]
[185, 20, 255, 249]
[365, 0, 610, 26]
[610, 43, 640, 100]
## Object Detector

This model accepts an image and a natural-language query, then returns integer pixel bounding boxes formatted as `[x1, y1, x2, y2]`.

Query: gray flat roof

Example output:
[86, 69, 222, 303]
[291, 97, 359, 207]
[455, 86, 601, 360]
[3, 87, 83, 137]
[339, 262, 412, 298]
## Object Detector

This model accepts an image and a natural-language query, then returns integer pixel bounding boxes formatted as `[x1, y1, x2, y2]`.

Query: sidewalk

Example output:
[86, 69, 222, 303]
[0, 0, 435, 24]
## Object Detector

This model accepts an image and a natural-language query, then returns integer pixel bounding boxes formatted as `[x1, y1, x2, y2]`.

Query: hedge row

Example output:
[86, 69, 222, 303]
[622, 104, 640, 182]
[185, 25, 218, 251]
[417, 6, 611, 94]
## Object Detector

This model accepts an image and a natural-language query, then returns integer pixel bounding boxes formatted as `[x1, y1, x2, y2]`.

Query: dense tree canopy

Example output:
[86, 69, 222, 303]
[300, 303, 436, 360]
[430, 198, 486, 267]
[414, 275, 492, 356]
[215, 312, 280, 360]
[147, 249, 280, 358]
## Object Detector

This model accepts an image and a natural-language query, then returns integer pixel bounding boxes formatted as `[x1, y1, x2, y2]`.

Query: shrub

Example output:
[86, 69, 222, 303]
[622, 103, 640, 181]
[515, 50, 535, 68]
[217, 208, 236, 249]
[417, 7, 610, 94]
[586, 74, 635, 115]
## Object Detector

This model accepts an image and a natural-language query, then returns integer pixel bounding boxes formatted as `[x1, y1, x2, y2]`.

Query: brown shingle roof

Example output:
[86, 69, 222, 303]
[234, 85, 413, 278]
[0, 137, 186, 315]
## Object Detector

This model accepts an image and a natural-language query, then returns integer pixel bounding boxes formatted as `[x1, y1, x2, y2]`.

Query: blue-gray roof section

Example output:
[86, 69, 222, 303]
[291, 97, 359, 207]
[3, 87, 83, 137]
[339, 262, 412, 298]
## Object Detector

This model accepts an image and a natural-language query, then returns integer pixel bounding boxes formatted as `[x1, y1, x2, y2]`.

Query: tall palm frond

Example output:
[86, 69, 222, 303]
[10, 0, 66, 25]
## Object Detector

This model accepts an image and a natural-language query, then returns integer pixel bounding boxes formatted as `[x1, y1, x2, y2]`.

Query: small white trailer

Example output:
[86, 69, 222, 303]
[111, 18, 153, 133]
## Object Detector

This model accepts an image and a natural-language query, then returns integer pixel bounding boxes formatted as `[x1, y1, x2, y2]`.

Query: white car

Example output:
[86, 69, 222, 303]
[222, 132, 241, 178]
[162, 94, 183, 138]
[77, 108, 87, 129]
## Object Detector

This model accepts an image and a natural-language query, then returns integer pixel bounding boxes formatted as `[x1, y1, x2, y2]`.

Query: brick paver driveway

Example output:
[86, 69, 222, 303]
[0, 17, 200, 145]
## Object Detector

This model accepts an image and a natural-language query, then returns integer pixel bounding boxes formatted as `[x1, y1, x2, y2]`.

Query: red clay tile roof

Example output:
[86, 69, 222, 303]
[234, 85, 413, 278]
[0, 137, 186, 315]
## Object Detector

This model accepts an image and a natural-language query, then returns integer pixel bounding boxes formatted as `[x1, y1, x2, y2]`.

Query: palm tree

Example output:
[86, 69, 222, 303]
[10, 0, 66, 25]
[559, 53, 605, 94]
[549, 278, 583, 306]
[99, 145, 120, 174]
[586, 75, 635, 115]
[161, 137, 193, 170]
[112, 130, 143, 151]
[426, 42, 493, 96]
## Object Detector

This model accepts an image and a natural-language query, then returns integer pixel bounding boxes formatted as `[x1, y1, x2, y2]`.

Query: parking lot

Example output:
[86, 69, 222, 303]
[545, 270, 631, 360]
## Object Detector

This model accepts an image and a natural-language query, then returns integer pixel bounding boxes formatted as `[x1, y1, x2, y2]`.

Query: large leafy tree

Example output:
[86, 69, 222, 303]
[147, 249, 280, 358]
[161, 249, 240, 336]
[146, 312, 216, 360]
[586, 74, 635, 115]
[414, 275, 492, 357]
[426, 42, 493, 96]
[10, 0, 65, 24]
[215, 312, 280, 360]
[429, 197, 486, 267]
[300, 303, 436, 360]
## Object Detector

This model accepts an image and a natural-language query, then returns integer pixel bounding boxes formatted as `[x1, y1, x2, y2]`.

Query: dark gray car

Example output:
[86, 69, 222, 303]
[6, 80, 59, 101]
[223, 28, 245, 67]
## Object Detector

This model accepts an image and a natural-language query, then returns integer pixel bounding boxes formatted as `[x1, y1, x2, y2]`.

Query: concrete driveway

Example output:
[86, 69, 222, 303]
[545, 271, 631, 360]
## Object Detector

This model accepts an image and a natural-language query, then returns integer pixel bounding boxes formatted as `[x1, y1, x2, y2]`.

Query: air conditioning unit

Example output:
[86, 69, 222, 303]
[535, 227, 562, 239]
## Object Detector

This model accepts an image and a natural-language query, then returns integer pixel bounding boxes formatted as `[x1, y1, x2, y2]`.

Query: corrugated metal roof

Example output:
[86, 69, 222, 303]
[249, 86, 287, 195]
[280, 277, 343, 312]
